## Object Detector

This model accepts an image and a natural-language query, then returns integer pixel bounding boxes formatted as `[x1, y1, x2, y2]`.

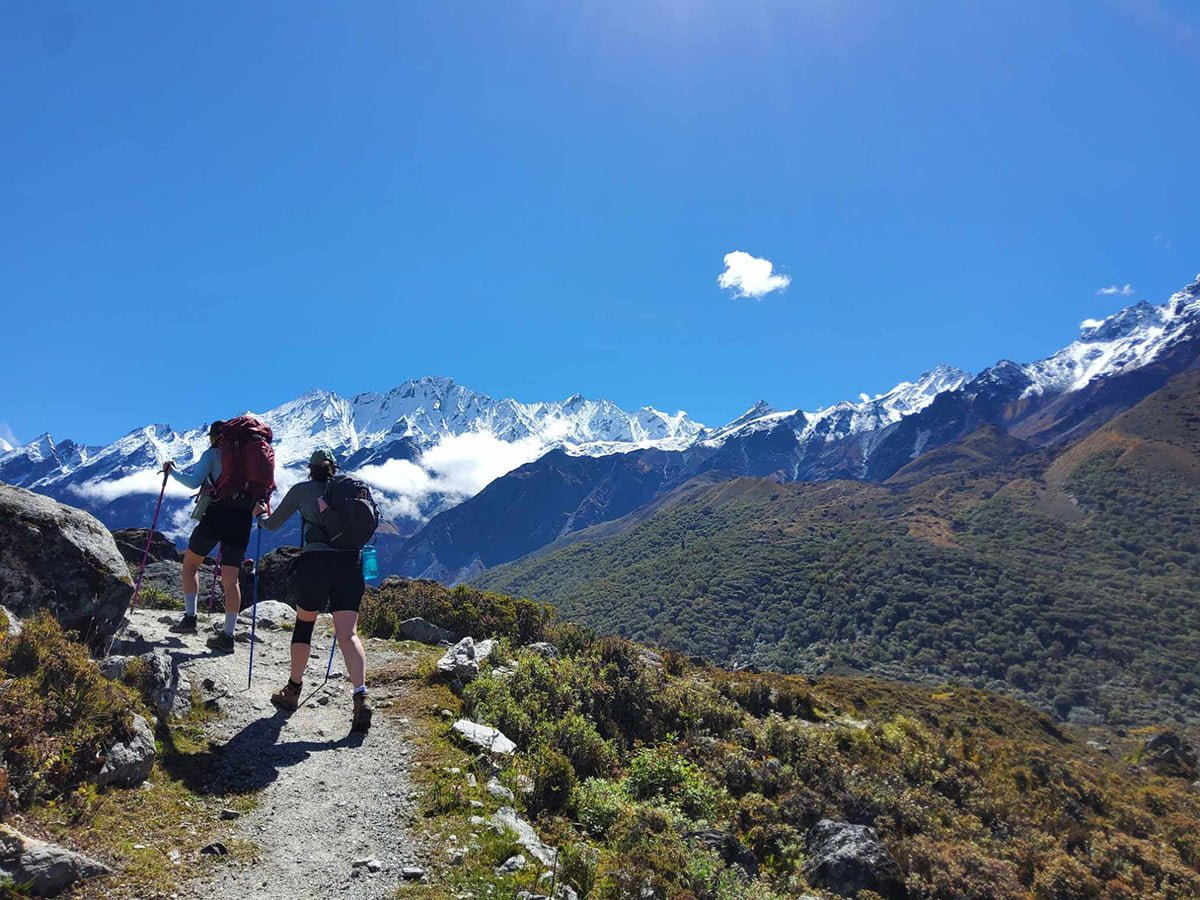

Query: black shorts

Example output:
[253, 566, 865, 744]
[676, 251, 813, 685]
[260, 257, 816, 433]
[293, 551, 364, 614]
[187, 502, 253, 567]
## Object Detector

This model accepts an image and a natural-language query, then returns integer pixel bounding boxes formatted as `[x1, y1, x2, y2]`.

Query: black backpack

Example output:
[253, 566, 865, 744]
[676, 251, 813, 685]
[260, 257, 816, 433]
[313, 475, 380, 550]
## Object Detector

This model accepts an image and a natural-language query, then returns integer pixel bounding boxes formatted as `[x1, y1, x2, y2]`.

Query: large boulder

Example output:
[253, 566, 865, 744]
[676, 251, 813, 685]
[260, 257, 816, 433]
[0, 824, 111, 896]
[111, 528, 181, 566]
[802, 819, 907, 899]
[0, 484, 132, 650]
[399, 616, 458, 645]
[237, 600, 297, 630]
[93, 714, 155, 788]
[253, 546, 302, 606]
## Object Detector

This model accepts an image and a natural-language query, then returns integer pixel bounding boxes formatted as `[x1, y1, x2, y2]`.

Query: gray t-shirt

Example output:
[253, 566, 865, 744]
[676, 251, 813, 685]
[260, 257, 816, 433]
[259, 480, 338, 552]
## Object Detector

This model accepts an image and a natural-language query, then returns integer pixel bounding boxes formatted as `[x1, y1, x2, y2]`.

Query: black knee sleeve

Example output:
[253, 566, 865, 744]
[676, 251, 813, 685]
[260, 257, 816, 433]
[292, 618, 315, 645]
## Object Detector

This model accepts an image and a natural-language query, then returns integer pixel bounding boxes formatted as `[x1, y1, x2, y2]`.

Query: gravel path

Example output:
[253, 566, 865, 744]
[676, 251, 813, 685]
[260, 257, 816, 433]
[122, 608, 429, 899]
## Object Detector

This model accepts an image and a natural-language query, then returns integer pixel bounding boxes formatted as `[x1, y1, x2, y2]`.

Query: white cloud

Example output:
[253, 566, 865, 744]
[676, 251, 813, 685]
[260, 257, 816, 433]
[68, 470, 194, 503]
[0, 423, 18, 451]
[717, 251, 791, 300]
[1096, 283, 1135, 296]
[355, 431, 546, 522]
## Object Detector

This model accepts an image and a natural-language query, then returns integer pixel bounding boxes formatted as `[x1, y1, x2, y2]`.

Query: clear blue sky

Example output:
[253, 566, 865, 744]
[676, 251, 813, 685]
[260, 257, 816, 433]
[3, 1, 1198, 446]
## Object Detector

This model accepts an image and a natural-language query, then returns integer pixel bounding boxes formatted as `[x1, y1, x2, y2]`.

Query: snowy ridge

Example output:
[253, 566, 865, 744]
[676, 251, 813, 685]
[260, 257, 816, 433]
[0, 378, 708, 528]
[704, 364, 971, 448]
[1019, 276, 1200, 398]
[4, 275, 1199, 537]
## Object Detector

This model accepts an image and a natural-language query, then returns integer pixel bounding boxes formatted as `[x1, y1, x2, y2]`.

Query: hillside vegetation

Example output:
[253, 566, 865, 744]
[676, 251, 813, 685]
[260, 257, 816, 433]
[362, 579, 1200, 899]
[477, 372, 1200, 733]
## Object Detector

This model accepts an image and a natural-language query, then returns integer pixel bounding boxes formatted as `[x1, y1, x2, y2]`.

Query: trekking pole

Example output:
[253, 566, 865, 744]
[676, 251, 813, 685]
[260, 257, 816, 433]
[207, 546, 220, 614]
[248, 524, 263, 689]
[130, 470, 169, 610]
[323, 624, 338, 687]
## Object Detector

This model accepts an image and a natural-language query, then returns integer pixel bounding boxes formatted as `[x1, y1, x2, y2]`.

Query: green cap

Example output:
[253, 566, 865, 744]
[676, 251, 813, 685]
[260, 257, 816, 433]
[309, 448, 337, 467]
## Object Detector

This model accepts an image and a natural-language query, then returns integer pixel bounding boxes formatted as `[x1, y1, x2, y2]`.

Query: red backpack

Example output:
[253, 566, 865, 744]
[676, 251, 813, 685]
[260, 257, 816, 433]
[213, 415, 276, 503]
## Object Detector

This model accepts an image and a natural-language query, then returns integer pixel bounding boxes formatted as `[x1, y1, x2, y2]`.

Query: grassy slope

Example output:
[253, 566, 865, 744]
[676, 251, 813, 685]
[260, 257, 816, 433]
[363, 579, 1200, 900]
[477, 372, 1200, 732]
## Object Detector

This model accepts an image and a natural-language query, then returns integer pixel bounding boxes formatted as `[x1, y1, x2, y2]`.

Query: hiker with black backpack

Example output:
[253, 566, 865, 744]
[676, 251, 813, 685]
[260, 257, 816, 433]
[254, 448, 379, 733]
[161, 416, 276, 650]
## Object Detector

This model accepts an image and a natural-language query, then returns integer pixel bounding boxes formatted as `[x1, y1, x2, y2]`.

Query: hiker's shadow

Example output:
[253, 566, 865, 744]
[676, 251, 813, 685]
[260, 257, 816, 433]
[161, 710, 364, 796]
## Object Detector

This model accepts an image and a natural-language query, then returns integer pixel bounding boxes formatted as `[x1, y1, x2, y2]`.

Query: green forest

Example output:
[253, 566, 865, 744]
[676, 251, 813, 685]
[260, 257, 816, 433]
[479, 374, 1200, 734]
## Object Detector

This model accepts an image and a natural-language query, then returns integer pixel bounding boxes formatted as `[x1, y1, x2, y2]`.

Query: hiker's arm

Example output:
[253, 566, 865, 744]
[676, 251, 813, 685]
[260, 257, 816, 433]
[257, 485, 300, 532]
[164, 448, 216, 490]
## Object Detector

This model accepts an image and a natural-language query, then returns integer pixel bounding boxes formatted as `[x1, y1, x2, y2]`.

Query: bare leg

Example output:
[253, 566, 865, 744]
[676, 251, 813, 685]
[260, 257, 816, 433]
[182, 550, 203, 595]
[332, 610, 366, 690]
[291, 608, 318, 684]
[220, 564, 241, 615]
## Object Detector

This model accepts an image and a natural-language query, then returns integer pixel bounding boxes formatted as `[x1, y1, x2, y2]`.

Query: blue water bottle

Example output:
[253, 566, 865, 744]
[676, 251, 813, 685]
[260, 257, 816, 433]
[361, 545, 379, 582]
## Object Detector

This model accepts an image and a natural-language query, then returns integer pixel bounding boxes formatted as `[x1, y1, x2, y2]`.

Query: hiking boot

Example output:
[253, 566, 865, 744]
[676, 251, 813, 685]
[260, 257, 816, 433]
[168, 615, 198, 634]
[206, 630, 235, 653]
[351, 692, 373, 733]
[271, 680, 302, 712]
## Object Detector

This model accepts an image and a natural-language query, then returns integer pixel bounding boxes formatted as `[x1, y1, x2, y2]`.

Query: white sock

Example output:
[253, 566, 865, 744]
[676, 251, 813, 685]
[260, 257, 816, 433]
[353, 685, 367, 695]
[183, 593, 197, 617]
[224, 613, 237, 636]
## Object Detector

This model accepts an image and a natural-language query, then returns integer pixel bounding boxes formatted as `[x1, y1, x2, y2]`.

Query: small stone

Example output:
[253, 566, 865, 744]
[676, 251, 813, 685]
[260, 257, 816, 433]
[469, 800, 484, 809]
[486, 777, 515, 802]
[219, 808, 240, 820]
[401, 866, 426, 880]
[200, 842, 228, 856]
[495, 853, 527, 874]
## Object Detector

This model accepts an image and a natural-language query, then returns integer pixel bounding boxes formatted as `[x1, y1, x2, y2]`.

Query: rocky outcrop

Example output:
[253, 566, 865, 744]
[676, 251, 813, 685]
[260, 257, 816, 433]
[399, 617, 458, 645]
[802, 819, 906, 899]
[0, 484, 132, 650]
[254, 546, 302, 606]
[100, 651, 191, 718]
[111, 528, 181, 566]
[1142, 732, 1198, 779]
[93, 714, 155, 788]
[437, 637, 497, 681]
[0, 824, 110, 897]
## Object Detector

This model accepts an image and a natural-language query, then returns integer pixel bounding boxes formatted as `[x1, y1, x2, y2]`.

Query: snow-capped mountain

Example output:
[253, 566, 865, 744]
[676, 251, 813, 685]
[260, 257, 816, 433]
[0, 437, 11, 454]
[0, 378, 706, 539]
[390, 274, 1200, 582]
[705, 275, 1200, 458]
[4, 274, 1199, 570]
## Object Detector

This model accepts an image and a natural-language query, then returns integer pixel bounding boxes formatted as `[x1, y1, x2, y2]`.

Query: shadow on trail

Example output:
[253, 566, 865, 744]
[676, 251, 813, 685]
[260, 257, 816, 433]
[160, 710, 366, 796]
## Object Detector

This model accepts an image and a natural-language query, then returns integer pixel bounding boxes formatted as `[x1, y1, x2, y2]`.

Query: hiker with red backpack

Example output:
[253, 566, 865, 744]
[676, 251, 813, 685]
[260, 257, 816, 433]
[254, 448, 380, 733]
[162, 416, 276, 651]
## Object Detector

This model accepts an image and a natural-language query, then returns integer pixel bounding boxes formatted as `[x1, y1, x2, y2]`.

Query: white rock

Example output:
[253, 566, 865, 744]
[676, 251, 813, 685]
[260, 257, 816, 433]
[486, 777, 515, 802]
[237, 600, 296, 630]
[491, 807, 557, 866]
[452, 719, 517, 754]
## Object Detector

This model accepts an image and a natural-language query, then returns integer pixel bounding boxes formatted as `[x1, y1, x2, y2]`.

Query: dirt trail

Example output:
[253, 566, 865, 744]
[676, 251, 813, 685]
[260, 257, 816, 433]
[123, 608, 429, 899]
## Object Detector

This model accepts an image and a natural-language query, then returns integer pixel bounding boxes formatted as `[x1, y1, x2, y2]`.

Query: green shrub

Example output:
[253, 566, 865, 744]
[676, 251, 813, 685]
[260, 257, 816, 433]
[0, 611, 143, 812]
[626, 745, 720, 820]
[527, 744, 577, 816]
[540, 712, 618, 779]
[576, 778, 628, 837]
[359, 577, 554, 643]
